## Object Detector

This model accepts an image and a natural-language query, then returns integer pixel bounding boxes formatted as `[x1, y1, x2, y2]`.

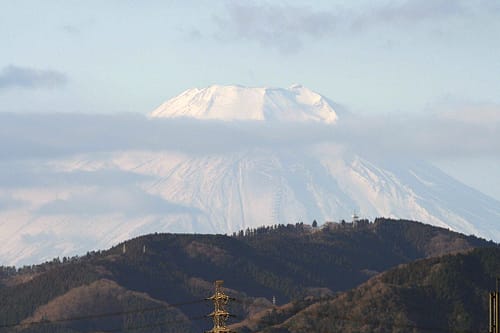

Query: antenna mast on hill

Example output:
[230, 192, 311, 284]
[206, 280, 235, 333]
[352, 211, 359, 223]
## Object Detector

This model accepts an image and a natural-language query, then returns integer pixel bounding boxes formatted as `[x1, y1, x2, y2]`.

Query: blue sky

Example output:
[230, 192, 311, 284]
[0, 0, 499, 199]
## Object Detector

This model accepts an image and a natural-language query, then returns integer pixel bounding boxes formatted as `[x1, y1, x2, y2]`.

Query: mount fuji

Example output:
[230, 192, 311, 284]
[150, 84, 339, 123]
[1, 84, 499, 266]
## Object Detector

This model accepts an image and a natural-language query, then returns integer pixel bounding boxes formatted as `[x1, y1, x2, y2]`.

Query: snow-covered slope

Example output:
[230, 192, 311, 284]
[1, 85, 499, 266]
[150, 84, 339, 123]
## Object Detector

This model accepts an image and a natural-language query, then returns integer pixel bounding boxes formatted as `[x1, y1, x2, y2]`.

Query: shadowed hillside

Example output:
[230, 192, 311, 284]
[246, 247, 500, 333]
[0, 218, 496, 332]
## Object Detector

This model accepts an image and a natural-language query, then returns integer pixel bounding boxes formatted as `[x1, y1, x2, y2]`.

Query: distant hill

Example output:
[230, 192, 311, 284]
[0, 218, 496, 333]
[248, 246, 500, 333]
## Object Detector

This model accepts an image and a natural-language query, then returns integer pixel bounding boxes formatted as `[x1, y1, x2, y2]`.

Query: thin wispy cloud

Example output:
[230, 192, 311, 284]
[213, 3, 337, 53]
[211, 0, 488, 52]
[37, 187, 199, 217]
[60, 24, 80, 35]
[59, 17, 96, 36]
[0, 164, 152, 188]
[480, 0, 500, 12]
[0, 65, 68, 90]
[0, 193, 25, 210]
[355, 0, 465, 27]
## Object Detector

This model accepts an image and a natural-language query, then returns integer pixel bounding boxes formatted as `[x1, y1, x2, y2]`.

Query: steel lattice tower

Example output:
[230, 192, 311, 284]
[206, 280, 235, 333]
[490, 278, 500, 333]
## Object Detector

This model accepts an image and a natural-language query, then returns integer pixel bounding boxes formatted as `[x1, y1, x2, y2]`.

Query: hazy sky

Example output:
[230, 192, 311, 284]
[0, 0, 499, 199]
[1, 0, 499, 114]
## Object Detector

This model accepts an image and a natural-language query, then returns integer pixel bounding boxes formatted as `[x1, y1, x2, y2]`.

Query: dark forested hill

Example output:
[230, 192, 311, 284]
[0, 218, 496, 333]
[250, 247, 500, 333]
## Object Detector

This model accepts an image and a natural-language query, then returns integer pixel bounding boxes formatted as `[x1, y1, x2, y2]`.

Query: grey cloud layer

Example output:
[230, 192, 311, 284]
[0, 65, 68, 90]
[0, 110, 498, 160]
[0, 110, 497, 219]
[342, 110, 500, 158]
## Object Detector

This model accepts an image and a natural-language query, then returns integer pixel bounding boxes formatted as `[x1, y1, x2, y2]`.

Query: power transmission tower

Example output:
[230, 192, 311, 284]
[206, 280, 235, 333]
[490, 278, 500, 333]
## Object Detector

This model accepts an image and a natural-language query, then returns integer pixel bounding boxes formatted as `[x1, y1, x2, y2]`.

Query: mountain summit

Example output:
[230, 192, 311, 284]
[150, 84, 339, 123]
[2, 85, 500, 266]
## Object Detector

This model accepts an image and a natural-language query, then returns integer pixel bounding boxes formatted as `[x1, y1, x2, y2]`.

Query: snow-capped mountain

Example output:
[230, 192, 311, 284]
[1, 84, 499, 266]
[150, 84, 339, 123]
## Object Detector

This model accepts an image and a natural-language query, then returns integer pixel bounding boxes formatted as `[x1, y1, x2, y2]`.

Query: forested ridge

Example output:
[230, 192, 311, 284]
[252, 247, 500, 333]
[0, 218, 496, 332]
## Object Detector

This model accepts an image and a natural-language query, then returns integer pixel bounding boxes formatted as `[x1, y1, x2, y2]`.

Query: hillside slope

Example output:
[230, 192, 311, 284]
[254, 247, 500, 333]
[0, 219, 495, 333]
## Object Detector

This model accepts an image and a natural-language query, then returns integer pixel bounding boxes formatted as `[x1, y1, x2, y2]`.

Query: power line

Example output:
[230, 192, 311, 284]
[0, 293, 485, 333]
[99, 315, 208, 333]
[0, 298, 205, 330]
[323, 314, 477, 333]
[246, 301, 480, 333]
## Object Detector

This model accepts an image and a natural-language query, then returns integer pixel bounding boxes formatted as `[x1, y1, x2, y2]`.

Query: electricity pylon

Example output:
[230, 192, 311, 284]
[206, 280, 235, 333]
[490, 278, 500, 333]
